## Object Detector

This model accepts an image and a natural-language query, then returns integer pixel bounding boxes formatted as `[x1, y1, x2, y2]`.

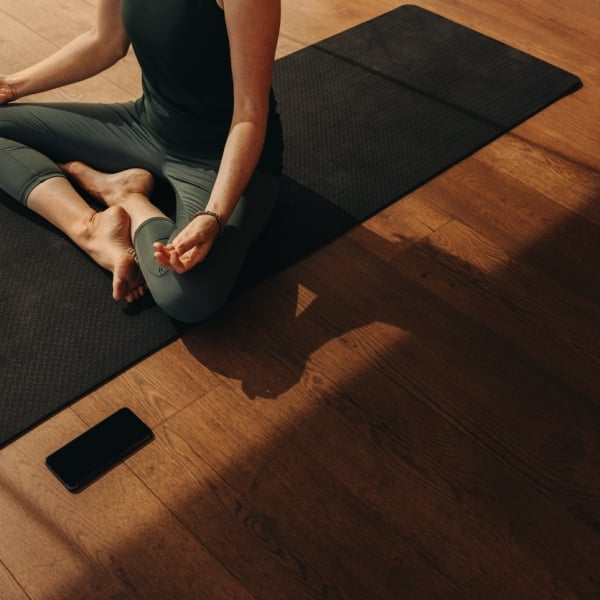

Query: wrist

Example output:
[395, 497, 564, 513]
[3, 75, 23, 101]
[192, 210, 225, 237]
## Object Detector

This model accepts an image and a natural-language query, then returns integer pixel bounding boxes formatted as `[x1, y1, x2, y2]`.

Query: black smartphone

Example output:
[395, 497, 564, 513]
[46, 407, 154, 492]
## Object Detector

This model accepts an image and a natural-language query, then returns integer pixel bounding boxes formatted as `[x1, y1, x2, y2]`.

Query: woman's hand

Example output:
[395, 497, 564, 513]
[153, 213, 222, 273]
[0, 77, 19, 104]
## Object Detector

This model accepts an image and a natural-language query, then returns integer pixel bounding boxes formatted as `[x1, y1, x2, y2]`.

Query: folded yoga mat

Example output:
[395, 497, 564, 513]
[0, 5, 581, 446]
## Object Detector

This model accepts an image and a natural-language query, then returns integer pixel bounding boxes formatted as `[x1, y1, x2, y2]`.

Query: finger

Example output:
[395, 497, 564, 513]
[168, 249, 188, 274]
[178, 244, 210, 271]
[153, 242, 173, 256]
[154, 249, 186, 273]
[154, 250, 175, 270]
[153, 243, 178, 270]
[172, 236, 197, 257]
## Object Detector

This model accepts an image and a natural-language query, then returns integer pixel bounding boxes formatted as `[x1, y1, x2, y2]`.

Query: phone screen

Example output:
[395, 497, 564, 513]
[46, 407, 154, 492]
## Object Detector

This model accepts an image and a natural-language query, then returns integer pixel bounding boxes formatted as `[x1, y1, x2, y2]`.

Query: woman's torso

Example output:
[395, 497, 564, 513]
[121, 0, 283, 174]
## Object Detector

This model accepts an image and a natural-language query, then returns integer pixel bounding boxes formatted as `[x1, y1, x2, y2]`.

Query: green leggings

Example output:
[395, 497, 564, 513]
[0, 100, 280, 322]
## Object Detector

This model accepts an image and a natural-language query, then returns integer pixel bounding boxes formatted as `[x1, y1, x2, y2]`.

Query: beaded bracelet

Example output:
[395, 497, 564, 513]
[192, 210, 225, 236]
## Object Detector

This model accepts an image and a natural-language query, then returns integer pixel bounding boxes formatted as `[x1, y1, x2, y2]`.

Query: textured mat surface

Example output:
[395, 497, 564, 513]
[0, 5, 581, 446]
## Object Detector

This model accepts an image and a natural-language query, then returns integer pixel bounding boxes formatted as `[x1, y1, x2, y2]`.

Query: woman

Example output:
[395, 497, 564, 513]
[0, 0, 283, 322]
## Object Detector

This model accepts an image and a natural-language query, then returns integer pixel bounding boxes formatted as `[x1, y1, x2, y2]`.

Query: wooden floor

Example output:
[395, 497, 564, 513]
[1, 0, 599, 598]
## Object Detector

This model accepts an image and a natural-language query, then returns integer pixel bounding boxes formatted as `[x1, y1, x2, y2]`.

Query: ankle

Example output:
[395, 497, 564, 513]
[75, 210, 98, 247]
[119, 194, 165, 232]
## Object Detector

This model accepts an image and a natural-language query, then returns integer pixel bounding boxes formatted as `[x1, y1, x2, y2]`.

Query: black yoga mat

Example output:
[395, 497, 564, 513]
[0, 5, 581, 446]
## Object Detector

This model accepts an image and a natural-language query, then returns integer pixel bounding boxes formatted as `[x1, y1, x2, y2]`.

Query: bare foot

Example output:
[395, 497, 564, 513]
[60, 161, 154, 207]
[80, 206, 147, 302]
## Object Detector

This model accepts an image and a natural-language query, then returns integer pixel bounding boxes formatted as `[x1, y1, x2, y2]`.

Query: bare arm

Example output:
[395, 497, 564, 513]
[0, 0, 129, 103]
[207, 0, 280, 224]
[154, 0, 281, 273]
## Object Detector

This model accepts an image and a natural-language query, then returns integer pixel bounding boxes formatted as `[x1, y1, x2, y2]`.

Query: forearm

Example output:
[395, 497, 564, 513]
[205, 114, 268, 224]
[153, 0, 279, 274]
[5, 29, 128, 99]
[153, 115, 270, 273]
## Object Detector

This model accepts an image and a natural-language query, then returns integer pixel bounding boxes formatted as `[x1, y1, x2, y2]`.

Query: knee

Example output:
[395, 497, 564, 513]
[162, 294, 226, 324]
[151, 276, 230, 323]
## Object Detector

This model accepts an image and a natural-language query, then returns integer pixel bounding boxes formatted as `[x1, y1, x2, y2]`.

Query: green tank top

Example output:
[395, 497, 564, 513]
[122, 0, 283, 174]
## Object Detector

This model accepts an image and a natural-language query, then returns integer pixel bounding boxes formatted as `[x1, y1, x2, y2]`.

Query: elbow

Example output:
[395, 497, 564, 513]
[88, 27, 130, 66]
[109, 46, 128, 63]
[105, 38, 131, 64]
[114, 38, 131, 61]
[232, 92, 270, 127]
[231, 104, 268, 140]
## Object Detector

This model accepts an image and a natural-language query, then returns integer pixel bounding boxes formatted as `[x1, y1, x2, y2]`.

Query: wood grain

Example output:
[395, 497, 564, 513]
[0, 0, 599, 598]
[0, 410, 253, 599]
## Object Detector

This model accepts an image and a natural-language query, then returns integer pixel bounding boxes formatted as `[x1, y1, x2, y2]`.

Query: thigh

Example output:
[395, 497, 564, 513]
[0, 101, 164, 173]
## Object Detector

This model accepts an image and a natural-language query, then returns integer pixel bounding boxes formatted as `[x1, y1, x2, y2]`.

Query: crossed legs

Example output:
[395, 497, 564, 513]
[27, 165, 161, 303]
[0, 101, 168, 303]
[0, 102, 280, 322]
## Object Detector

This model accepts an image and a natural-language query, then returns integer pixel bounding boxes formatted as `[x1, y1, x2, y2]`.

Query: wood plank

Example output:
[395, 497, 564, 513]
[0, 560, 28, 600]
[522, 94, 600, 169]
[160, 275, 600, 597]
[128, 385, 468, 599]
[231, 237, 600, 530]
[347, 195, 454, 263]
[421, 157, 600, 304]
[471, 132, 600, 224]
[70, 340, 222, 429]
[391, 218, 600, 397]
[0, 410, 253, 599]
[278, 0, 396, 56]
[1, 0, 599, 597]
